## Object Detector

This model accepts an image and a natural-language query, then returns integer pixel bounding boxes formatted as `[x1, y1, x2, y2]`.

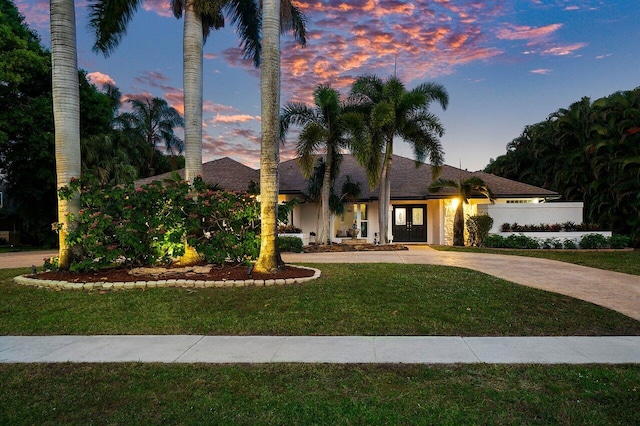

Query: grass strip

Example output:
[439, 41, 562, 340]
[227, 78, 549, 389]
[1, 363, 639, 425]
[433, 246, 640, 275]
[2, 264, 639, 336]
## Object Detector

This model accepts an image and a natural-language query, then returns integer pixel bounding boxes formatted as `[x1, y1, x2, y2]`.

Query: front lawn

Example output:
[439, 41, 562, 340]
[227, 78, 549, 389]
[2, 264, 639, 336]
[433, 246, 640, 275]
[1, 363, 639, 425]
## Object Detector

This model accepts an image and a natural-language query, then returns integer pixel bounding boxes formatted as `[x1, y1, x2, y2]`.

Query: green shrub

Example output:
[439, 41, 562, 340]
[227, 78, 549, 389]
[541, 237, 563, 249]
[504, 234, 540, 249]
[58, 177, 260, 271]
[466, 214, 494, 247]
[278, 236, 303, 253]
[579, 233, 609, 249]
[563, 239, 578, 249]
[608, 234, 631, 249]
[483, 234, 506, 248]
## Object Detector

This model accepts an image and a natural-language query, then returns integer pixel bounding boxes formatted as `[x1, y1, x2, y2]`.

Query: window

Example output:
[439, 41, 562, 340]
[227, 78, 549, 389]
[395, 207, 406, 226]
[412, 207, 423, 226]
[353, 203, 368, 238]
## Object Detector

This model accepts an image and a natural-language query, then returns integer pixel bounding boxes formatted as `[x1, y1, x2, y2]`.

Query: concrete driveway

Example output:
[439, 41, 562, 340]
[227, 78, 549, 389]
[283, 245, 640, 322]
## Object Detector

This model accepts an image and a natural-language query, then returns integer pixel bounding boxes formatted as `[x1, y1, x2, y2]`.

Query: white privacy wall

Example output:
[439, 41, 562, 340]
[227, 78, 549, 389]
[477, 202, 584, 233]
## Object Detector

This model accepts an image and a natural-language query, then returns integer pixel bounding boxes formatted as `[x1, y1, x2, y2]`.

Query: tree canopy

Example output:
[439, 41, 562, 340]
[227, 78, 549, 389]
[485, 88, 640, 244]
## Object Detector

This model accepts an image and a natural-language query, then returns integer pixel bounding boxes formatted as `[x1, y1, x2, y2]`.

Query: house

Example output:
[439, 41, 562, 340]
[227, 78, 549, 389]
[279, 155, 571, 245]
[140, 155, 583, 245]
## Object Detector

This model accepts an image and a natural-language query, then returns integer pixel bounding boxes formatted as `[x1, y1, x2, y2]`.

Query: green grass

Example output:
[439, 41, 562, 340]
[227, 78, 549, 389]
[2, 264, 639, 336]
[433, 246, 640, 275]
[1, 363, 639, 425]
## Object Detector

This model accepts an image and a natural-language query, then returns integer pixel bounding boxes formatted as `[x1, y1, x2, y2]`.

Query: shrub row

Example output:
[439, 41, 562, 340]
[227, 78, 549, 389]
[500, 222, 601, 232]
[483, 233, 630, 250]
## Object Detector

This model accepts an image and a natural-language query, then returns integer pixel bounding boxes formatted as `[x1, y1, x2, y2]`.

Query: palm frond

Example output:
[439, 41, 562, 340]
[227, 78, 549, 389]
[88, 0, 144, 56]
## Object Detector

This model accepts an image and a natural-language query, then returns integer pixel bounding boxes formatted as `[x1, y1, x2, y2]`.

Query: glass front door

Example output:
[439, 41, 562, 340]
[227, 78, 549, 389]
[392, 205, 427, 242]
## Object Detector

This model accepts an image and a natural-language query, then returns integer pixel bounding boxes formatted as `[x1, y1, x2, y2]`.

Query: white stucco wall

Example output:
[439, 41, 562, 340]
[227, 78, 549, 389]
[477, 202, 584, 233]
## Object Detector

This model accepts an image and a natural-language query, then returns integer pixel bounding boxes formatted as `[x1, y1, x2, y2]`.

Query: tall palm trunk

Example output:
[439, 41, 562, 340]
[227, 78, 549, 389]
[183, 0, 203, 182]
[254, 0, 284, 272]
[378, 138, 393, 244]
[51, 0, 81, 269]
[453, 203, 465, 246]
[320, 150, 332, 244]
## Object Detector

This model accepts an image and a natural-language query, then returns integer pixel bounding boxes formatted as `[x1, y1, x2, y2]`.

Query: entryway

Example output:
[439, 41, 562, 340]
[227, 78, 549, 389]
[392, 205, 427, 242]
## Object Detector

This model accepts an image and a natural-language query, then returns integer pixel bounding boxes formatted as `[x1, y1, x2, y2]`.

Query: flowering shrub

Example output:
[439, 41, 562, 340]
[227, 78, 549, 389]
[58, 177, 259, 271]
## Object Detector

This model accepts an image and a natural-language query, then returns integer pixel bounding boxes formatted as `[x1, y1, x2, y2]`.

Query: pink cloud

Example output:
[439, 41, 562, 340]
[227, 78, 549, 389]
[15, 0, 49, 30]
[211, 114, 261, 124]
[86, 71, 116, 87]
[531, 68, 552, 75]
[142, 0, 173, 18]
[541, 43, 587, 56]
[496, 23, 563, 42]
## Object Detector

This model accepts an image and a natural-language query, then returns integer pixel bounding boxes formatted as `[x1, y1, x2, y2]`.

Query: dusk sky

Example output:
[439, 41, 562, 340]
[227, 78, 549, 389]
[16, 0, 640, 171]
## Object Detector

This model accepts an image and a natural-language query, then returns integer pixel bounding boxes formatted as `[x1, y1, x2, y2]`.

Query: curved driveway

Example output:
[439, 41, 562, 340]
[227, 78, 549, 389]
[283, 246, 640, 322]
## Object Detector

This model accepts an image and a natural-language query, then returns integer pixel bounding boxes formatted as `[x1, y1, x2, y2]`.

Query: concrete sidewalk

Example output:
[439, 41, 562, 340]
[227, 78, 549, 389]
[2, 335, 640, 364]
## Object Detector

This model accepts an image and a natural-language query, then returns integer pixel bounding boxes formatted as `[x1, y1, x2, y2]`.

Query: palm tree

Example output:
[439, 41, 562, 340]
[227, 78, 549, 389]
[89, 0, 305, 184]
[51, 0, 81, 269]
[350, 75, 449, 244]
[253, 0, 282, 272]
[280, 84, 366, 244]
[428, 176, 494, 246]
[116, 97, 184, 176]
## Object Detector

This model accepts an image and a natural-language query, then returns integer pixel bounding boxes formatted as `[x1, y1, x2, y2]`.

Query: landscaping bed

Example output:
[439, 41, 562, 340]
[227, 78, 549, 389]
[29, 264, 315, 284]
[304, 243, 408, 252]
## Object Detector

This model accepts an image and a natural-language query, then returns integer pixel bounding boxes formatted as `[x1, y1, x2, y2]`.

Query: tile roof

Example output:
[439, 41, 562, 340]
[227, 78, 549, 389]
[138, 155, 558, 200]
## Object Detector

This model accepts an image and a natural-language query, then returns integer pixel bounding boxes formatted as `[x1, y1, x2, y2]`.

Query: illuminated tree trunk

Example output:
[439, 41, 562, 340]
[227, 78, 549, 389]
[378, 139, 393, 244]
[51, 0, 81, 269]
[183, 0, 203, 183]
[254, 0, 284, 272]
[320, 150, 332, 244]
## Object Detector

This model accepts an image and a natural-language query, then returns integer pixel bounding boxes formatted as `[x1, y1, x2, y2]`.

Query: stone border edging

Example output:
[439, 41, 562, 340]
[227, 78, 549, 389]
[13, 265, 321, 291]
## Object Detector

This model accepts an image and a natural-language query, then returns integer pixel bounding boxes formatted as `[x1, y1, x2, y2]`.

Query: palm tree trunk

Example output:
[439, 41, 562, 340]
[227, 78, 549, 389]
[183, 1, 203, 183]
[453, 203, 465, 246]
[254, 0, 284, 273]
[378, 139, 393, 244]
[320, 150, 332, 244]
[51, 0, 81, 269]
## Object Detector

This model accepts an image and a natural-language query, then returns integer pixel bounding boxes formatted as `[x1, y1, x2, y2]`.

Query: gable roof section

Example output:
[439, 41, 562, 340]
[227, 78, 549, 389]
[278, 154, 558, 200]
[135, 157, 259, 192]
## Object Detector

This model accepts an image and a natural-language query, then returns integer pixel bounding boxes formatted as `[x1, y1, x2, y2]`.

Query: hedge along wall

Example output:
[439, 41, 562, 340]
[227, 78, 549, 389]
[477, 202, 584, 233]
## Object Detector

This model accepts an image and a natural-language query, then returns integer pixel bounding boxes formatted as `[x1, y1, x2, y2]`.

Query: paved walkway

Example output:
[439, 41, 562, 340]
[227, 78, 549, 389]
[0, 250, 57, 269]
[2, 335, 640, 364]
[2, 247, 639, 364]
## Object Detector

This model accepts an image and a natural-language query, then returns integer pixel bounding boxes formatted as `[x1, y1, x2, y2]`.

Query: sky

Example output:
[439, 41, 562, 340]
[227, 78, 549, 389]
[15, 0, 640, 171]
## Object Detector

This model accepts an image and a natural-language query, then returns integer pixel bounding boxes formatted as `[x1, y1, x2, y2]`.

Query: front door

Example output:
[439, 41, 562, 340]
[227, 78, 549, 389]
[392, 205, 427, 242]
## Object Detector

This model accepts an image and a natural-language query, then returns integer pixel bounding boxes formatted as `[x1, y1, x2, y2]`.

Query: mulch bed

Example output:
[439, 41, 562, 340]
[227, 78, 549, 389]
[303, 243, 408, 253]
[32, 264, 315, 284]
